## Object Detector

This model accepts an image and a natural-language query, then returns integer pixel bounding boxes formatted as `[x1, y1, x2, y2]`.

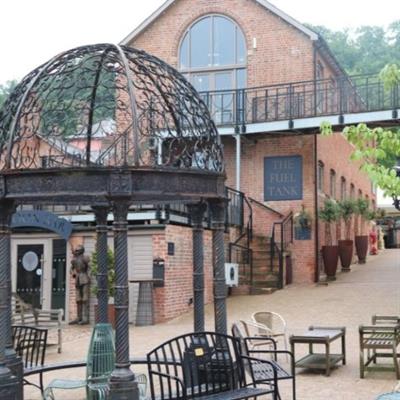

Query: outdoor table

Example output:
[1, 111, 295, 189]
[129, 279, 162, 326]
[290, 326, 346, 376]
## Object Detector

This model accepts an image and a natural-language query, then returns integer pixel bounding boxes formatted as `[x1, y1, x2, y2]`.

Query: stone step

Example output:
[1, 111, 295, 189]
[249, 287, 277, 295]
[252, 279, 280, 289]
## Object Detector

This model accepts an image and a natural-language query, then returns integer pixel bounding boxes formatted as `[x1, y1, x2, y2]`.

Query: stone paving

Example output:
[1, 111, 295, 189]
[26, 249, 400, 399]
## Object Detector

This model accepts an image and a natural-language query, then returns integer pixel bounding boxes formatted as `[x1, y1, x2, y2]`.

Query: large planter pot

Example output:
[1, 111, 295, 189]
[321, 245, 339, 281]
[94, 303, 116, 328]
[338, 240, 353, 272]
[355, 235, 368, 264]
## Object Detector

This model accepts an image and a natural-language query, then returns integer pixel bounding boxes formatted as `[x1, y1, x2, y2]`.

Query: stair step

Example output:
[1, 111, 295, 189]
[252, 280, 280, 288]
[249, 287, 277, 295]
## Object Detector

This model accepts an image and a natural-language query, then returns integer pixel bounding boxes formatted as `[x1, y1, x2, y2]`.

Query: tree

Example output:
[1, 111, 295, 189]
[0, 80, 18, 109]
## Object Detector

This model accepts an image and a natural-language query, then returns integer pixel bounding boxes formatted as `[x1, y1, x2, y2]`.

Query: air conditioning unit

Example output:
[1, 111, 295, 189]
[225, 263, 239, 287]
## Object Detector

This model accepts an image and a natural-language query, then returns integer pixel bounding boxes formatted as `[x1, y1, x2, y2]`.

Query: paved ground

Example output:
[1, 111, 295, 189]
[26, 249, 400, 399]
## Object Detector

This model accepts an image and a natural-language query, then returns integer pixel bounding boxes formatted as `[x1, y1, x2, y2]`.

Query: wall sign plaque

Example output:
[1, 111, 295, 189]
[264, 155, 303, 201]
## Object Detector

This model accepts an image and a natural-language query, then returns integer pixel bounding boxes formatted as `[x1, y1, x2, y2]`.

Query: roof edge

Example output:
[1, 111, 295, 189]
[119, 0, 319, 46]
[120, 0, 176, 45]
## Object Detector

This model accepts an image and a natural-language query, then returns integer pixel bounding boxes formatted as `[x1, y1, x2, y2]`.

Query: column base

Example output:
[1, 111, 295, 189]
[0, 366, 19, 400]
[5, 350, 23, 400]
[109, 368, 139, 400]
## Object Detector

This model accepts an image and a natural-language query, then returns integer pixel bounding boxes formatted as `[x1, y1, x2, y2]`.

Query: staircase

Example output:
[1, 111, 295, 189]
[226, 187, 293, 294]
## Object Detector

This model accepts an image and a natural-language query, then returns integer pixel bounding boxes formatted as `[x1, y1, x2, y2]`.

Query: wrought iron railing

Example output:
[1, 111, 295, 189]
[271, 212, 294, 289]
[199, 73, 400, 127]
[227, 187, 253, 286]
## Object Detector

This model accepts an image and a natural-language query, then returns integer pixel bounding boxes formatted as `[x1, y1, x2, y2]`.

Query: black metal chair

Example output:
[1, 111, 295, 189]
[147, 331, 279, 400]
[232, 321, 296, 400]
[12, 324, 48, 393]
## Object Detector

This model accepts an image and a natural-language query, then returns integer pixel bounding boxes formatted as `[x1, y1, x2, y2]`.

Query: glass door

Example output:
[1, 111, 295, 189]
[16, 244, 44, 308]
[51, 239, 66, 313]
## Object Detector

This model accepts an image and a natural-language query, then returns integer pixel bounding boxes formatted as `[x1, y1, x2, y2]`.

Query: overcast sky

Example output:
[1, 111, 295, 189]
[0, 0, 398, 84]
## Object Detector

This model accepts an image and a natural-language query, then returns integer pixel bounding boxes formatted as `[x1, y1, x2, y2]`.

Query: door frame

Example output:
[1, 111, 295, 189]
[12, 238, 53, 310]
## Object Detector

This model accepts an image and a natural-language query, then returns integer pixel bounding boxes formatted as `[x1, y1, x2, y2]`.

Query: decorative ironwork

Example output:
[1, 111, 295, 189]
[0, 44, 223, 173]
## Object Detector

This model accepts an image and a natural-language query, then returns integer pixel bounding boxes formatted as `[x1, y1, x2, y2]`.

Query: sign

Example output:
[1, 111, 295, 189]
[11, 210, 73, 240]
[22, 251, 39, 271]
[264, 155, 303, 201]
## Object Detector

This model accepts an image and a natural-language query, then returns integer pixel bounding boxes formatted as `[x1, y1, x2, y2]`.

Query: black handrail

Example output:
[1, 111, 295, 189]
[248, 197, 283, 218]
[270, 212, 293, 289]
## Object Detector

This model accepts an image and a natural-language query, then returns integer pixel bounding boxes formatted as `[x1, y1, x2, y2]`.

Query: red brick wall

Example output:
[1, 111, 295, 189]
[223, 134, 316, 283]
[128, 0, 319, 86]
[153, 225, 213, 323]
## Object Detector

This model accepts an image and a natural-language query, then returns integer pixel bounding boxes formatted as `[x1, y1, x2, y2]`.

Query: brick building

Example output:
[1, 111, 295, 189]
[11, 0, 375, 325]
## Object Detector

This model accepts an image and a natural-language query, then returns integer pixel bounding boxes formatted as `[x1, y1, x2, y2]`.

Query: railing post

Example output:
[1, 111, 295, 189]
[0, 199, 19, 400]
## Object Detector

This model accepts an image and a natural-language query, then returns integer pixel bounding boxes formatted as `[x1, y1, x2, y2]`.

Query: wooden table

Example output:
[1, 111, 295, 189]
[290, 326, 346, 376]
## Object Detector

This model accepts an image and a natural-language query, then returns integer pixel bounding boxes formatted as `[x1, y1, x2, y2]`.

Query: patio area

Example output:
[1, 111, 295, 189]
[26, 249, 400, 400]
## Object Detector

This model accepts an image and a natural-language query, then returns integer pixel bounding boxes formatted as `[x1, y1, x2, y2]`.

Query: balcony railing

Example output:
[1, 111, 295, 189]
[199, 73, 400, 127]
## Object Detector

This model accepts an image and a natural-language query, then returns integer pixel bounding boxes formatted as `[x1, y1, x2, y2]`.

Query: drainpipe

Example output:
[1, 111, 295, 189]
[235, 133, 241, 191]
[314, 132, 320, 283]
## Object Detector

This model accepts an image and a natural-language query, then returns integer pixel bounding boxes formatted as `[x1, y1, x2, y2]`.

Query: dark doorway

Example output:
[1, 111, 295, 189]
[52, 239, 66, 314]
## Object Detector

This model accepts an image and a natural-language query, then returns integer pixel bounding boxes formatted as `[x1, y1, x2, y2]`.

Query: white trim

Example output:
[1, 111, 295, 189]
[119, 0, 319, 45]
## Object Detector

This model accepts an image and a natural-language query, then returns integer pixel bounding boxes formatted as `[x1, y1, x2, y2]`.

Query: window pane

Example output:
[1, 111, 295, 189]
[236, 69, 246, 89]
[236, 28, 246, 64]
[213, 16, 235, 66]
[179, 33, 189, 69]
[192, 74, 210, 92]
[190, 17, 211, 68]
[214, 72, 233, 124]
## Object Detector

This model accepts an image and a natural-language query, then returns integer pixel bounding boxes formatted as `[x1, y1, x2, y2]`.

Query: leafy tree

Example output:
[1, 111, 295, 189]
[0, 80, 18, 109]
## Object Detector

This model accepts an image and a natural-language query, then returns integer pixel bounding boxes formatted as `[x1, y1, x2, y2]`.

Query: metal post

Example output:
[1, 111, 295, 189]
[210, 199, 227, 335]
[0, 200, 19, 400]
[108, 199, 138, 400]
[92, 206, 110, 324]
[187, 202, 207, 332]
[235, 134, 241, 192]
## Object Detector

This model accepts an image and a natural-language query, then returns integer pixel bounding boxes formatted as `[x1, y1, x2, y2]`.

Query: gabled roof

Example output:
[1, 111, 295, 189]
[119, 0, 318, 45]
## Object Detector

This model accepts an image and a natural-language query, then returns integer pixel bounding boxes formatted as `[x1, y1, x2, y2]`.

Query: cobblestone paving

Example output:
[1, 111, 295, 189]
[26, 249, 400, 399]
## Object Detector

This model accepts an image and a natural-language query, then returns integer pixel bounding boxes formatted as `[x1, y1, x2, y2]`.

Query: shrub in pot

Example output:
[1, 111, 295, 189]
[319, 199, 340, 280]
[354, 198, 369, 264]
[338, 199, 356, 272]
[91, 247, 116, 327]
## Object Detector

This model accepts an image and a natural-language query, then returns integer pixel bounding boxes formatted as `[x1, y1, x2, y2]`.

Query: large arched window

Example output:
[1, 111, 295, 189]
[179, 15, 247, 124]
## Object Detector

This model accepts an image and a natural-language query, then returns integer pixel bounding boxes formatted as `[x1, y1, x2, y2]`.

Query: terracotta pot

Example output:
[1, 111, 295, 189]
[355, 235, 368, 264]
[94, 303, 116, 328]
[321, 245, 339, 280]
[338, 240, 353, 272]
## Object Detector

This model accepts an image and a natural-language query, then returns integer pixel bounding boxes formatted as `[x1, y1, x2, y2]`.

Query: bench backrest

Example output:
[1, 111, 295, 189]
[147, 332, 244, 399]
[12, 293, 36, 325]
[12, 325, 48, 369]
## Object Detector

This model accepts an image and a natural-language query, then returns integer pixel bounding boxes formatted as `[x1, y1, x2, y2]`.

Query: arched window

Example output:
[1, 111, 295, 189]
[179, 15, 247, 124]
[330, 169, 336, 199]
[318, 161, 324, 192]
[340, 177, 347, 201]
[350, 183, 355, 199]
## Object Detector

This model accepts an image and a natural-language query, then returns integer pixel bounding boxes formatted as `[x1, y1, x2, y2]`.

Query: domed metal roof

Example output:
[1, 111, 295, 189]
[0, 43, 223, 173]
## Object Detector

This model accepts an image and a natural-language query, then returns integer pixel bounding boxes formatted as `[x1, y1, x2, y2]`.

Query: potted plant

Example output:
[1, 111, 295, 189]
[338, 199, 357, 272]
[294, 205, 312, 240]
[319, 199, 340, 280]
[91, 247, 116, 327]
[354, 198, 369, 264]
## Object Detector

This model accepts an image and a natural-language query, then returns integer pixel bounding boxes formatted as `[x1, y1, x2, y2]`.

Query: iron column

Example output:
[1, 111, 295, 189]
[92, 206, 110, 324]
[188, 202, 207, 332]
[210, 199, 228, 335]
[0, 200, 19, 400]
[108, 199, 138, 400]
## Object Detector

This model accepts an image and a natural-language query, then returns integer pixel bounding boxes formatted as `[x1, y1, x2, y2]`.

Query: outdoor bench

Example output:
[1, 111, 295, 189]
[359, 322, 400, 378]
[147, 331, 279, 400]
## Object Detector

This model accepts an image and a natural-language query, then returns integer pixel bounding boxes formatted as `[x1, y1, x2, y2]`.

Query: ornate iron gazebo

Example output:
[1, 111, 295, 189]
[0, 44, 227, 399]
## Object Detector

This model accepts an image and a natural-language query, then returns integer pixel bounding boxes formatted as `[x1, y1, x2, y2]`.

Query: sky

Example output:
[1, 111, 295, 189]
[0, 0, 399, 85]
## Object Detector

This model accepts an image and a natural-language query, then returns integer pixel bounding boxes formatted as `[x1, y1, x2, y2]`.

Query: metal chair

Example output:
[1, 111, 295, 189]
[252, 311, 289, 354]
[376, 382, 400, 399]
[43, 323, 115, 400]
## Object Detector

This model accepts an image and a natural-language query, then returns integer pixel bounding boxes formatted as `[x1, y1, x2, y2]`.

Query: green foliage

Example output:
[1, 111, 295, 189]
[294, 205, 312, 228]
[308, 22, 400, 75]
[365, 209, 377, 221]
[90, 247, 115, 298]
[355, 198, 370, 218]
[338, 199, 357, 221]
[0, 80, 18, 109]
[319, 199, 340, 223]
